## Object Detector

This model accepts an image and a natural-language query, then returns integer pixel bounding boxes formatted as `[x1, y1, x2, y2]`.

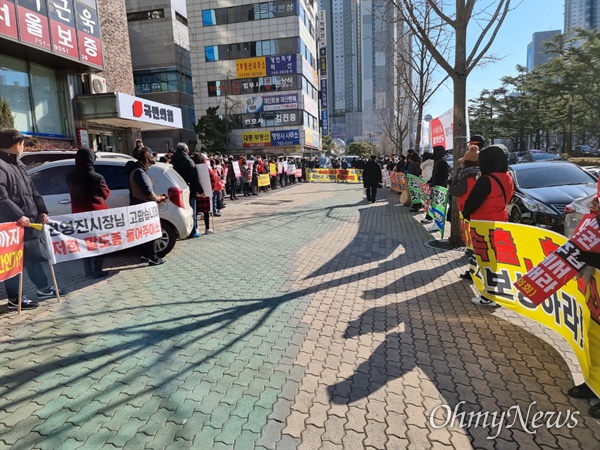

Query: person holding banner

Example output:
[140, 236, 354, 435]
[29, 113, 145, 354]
[125, 148, 167, 266]
[66, 147, 111, 278]
[0, 129, 65, 309]
[462, 144, 514, 306]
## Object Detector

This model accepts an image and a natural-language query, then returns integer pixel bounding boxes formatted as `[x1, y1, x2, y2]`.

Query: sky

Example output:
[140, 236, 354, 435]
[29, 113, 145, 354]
[426, 0, 565, 117]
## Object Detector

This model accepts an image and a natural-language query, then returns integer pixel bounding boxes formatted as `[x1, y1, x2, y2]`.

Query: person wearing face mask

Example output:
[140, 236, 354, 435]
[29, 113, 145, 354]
[125, 147, 167, 266]
[0, 129, 66, 310]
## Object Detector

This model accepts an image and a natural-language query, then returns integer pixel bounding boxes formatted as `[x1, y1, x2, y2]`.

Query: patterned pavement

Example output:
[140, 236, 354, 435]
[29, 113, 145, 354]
[0, 182, 599, 449]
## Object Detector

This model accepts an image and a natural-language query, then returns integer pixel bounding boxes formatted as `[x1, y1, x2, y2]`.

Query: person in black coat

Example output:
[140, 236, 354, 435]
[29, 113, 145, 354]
[363, 155, 383, 203]
[171, 142, 205, 238]
[428, 145, 449, 188]
[0, 129, 65, 309]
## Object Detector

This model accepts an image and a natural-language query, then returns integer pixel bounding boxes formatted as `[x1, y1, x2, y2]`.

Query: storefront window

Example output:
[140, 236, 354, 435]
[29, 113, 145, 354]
[0, 55, 64, 137]
[0, 56, 34, 132]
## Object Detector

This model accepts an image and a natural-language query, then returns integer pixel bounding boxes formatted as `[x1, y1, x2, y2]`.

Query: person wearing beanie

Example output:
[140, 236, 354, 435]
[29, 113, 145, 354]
[462, 144, 514, 306]
[468, 134, 485, 150]
[449, 145, 481, 281]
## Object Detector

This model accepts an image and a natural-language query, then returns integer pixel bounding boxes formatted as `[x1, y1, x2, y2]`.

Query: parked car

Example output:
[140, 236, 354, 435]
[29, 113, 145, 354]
[508, 151, 530, 164]
[517, 152, 563, 163]
[564, 193, 594, 238]
[572, 144, 597, 157]
[27, 159, 193, 256]
[21, 150, 134, 167]
[507, 161, 597, 233]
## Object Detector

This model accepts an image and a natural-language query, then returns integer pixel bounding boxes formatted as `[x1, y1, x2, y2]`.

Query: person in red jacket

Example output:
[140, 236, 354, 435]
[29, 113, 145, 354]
[66, 147, 111, 278]
[462, 144, 514, 306]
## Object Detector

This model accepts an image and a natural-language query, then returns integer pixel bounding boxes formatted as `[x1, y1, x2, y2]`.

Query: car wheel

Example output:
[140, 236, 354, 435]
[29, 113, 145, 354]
[155, 220, 177, 257]
[509, 205, 522, 223]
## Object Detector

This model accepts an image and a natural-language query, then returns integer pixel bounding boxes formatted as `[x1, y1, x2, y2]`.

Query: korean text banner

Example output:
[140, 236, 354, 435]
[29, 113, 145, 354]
[269, 163, 277, 176]
[429, 186, 449, 238]
[406, 174, 427, 205]
[468, 220, 600, 397]
[0, 222, 24, 282]
[307, 169, 362, 183]
[47, 203, 162, 263]
[389, 171, 407, 193]
[515, 215, 600, 305]
[242, 131, 271, 148]
[429, 107, 453, 150]
[258, 174, 270, 187]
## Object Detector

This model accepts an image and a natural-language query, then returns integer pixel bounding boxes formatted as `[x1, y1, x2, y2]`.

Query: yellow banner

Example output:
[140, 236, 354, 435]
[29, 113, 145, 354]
[307, 169, 362, 183]
[258, 174, 270, 187]
[242, 131, 271, 148]
[236, 57, 266, 78]
[269, 163, 277, 176]
[468, 220, 600, 396]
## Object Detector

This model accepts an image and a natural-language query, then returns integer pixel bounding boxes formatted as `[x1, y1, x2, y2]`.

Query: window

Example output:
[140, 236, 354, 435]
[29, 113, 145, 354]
[127, 9, 165, 22]
[30, 166, 72, 196]
[0, 55, 65, 137]
[175, 11, 188, 26]
[202, 0, 296, 26]
[95, 165, 129, 190]
[206, 37, 298, 62]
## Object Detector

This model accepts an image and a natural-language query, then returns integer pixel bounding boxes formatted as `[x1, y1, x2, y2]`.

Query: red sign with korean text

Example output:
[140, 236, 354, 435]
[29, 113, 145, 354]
[0, 0, 19, 40]
[0, 222, 24, 283]
[17, 0, 51, 50]
[48, 0, 79, 60]
[515, 216, 600, 305]
[75, 1, 102, 68]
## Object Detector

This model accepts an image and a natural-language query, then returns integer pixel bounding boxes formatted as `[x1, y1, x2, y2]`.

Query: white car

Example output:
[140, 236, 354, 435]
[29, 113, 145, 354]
[21, 150, 134, 167]
[27, 159, 193, 256]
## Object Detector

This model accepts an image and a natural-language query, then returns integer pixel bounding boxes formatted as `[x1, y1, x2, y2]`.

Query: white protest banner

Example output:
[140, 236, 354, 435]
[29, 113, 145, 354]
[47, 203, 162, 263]
[232, 161, 241, 177]
[287, 163, 296, 173]
[283, 161, 289, 173]
[195, 163, 214, 213]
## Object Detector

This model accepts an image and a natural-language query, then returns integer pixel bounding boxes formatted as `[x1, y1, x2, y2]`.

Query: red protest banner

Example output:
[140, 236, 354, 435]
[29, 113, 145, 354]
[0, 222, 24, 282]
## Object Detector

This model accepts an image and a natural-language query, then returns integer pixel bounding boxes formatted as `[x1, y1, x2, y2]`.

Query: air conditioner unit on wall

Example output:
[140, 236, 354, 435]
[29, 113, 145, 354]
[88, 73, 107, 94]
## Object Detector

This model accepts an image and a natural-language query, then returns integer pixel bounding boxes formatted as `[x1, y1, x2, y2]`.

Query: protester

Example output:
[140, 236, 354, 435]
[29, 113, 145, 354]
[125, 147, 167, 266]
[210, 158, 223, 216]
[407, 153, 423, 212]
[428, 145, 449, 188]
[66, 147, 111, 279]
[227, 156, 238, 200]
[0, 129, 66, 310]
[240, 157, 251, 196]
[363, 155, 382, 203]
[462, 144, 514, 306]
[193, 153, 214, 234]
[159, 149, 174, 163]
[171, 143, 205, 238]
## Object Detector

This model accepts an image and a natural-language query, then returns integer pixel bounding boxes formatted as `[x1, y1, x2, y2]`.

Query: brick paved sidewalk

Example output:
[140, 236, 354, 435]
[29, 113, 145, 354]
[0, 183, 598, 449]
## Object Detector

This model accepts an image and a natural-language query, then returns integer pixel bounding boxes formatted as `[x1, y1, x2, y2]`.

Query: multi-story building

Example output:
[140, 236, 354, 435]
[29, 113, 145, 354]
[0, 0, 182, 154]
[126, 0, 197, 152]
[187, 0, 320, 155]
[565, 0, 600, 32]
[319, 0, 411, 151]
[526, 30, 561, 71]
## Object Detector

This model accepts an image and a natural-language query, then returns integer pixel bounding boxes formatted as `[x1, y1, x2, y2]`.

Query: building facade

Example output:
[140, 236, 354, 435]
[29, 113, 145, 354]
[526, 30, 561, 71]
[186, 0, 320, 155]
[126, 0, 197, 152]
[319, 0, 411, 151]
[0, 0, 182, 154]
[565, 0, 600, 33]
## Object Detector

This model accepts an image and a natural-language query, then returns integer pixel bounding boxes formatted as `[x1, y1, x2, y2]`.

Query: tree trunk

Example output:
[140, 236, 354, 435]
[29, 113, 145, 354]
[415, 106, 424, 153]
[449, 74, 467, 246]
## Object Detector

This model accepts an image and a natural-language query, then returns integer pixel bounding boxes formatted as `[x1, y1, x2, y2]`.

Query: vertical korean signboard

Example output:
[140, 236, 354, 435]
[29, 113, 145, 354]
[0, 0, 19, 40]
[16, 0, 51, 50]
[48, 0, 79, 60]
[75, 1, 103, 68]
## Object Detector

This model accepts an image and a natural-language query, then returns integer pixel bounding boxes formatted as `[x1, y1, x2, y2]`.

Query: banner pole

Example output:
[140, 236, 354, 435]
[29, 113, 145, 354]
[17, 271, 23, 315]
[48, 263, 61, 303]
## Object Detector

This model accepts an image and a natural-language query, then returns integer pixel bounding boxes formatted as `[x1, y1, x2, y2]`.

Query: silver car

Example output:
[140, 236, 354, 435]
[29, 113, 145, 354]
[27, 159, 193, 256]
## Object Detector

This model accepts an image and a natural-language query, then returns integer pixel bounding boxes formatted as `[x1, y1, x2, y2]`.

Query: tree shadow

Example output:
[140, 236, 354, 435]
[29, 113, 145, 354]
[328, 283, 598, 446]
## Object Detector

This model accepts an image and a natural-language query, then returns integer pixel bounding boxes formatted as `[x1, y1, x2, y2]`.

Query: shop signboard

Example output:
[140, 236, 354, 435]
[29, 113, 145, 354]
[116, 93, 183, 129]
[321, 110, 329, 134]
[0, 0, 19, 40]
[75, 1, 103, 68]
[271, 129, 300, 147]
[320, 78, 328, 109]
[16, 0, 51, 50]
[244, 93, 298, 113]
[266, 54, 296, 76]
[242, 131, 271, 148]
[48, 0, 79, 60]
[236, 56, 266, 79]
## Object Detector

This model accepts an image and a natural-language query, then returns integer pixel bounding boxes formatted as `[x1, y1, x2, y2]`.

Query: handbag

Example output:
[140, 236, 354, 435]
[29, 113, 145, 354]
[400, 189, 412, 206]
